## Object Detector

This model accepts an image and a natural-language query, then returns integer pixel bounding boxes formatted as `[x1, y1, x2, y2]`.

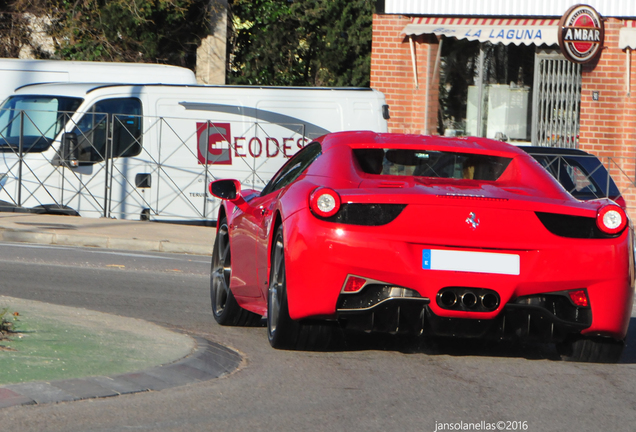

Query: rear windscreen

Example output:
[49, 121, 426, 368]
[353, 149, 512, 181]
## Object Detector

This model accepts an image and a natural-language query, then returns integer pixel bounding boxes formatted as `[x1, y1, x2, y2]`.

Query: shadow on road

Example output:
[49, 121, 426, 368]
[326, 317, 636, 364]
[335, 330, 560, 361]
[619, 317, 636, 364]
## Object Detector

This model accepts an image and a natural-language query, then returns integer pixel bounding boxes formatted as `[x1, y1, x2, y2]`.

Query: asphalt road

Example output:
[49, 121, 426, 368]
[1, 242, 636, 431]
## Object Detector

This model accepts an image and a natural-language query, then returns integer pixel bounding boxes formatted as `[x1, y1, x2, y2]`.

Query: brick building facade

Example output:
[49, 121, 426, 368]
[371, 1, 636, 213]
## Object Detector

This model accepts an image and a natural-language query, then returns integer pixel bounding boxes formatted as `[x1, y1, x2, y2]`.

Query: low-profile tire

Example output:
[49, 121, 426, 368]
[267, 226, 300, 349]
[557, 335, 625, 363]
[210, 217, 261, 326]
[267, 226, 339, 350]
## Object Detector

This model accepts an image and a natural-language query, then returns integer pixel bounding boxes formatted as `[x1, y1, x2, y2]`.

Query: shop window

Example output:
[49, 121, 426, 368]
[439, 38, 535, 144]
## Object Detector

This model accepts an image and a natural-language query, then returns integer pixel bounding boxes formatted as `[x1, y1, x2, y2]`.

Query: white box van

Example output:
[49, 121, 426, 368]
[0, 58, 197, 103]
[0, 83, 389, 221]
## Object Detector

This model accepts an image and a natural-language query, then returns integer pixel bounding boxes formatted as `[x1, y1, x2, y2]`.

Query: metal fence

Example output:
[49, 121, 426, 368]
[0, 107, 635, 221]
[0, 108, 307, 221]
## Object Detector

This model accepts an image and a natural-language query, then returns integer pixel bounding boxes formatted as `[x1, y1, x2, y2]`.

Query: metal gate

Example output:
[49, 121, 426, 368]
[531, 51, 582, 148]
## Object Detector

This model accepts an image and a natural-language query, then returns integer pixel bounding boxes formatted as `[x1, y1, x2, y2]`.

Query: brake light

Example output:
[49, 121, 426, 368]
[568, 290, 589, 307]
[596, 204, 627, 235]
[309, 187, 341, 217]
[342, 276, 366, 293]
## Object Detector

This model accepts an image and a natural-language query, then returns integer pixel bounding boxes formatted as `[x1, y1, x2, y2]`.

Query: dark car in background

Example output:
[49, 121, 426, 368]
[520, 146, 626, 207]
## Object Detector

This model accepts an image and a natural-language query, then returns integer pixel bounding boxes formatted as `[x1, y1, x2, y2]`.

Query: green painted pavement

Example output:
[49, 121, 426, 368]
[0, 296, 194, 385]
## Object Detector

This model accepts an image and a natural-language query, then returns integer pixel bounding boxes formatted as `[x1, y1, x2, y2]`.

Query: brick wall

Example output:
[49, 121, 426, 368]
[578, 18, 636, 216]
[371, 14, 636, 216]
[371, 14, 439, 135]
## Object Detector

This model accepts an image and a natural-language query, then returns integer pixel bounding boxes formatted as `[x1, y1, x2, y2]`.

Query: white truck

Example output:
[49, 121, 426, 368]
[0, 83, 389, 222]
[0, 58, 197, 103]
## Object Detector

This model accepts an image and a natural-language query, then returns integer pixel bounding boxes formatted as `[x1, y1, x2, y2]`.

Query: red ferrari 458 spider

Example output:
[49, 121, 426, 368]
[208, 131, 634, 362]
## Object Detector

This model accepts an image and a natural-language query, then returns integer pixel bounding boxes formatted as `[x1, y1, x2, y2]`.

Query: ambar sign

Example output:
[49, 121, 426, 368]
[558, 4, 604, 64]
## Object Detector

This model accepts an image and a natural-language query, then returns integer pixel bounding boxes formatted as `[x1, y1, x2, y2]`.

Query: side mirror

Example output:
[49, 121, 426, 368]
[61, 132, 79, 167]
[208, 179, 254, 215]
[209, 179, 241, 200]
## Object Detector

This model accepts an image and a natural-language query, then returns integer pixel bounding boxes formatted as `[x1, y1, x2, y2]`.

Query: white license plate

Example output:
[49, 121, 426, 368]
[422, 249, 520, 276]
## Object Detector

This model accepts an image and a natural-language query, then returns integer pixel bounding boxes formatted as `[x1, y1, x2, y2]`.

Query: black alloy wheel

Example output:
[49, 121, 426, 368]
[210, 217, 261, 326]
[267, 225, 340, 350]
[267, 226, 299, 348]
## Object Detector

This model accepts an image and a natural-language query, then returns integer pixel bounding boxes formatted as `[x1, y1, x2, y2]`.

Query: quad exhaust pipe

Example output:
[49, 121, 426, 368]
[437, 287, 500, 312]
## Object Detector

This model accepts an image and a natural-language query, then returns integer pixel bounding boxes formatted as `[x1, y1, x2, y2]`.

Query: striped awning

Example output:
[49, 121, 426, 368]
[619, 21, 636, 49]
[402, 17, 560, 46]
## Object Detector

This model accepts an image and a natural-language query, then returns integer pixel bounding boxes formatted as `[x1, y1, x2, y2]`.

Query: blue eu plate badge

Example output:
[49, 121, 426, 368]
[422, 249, 431, 269]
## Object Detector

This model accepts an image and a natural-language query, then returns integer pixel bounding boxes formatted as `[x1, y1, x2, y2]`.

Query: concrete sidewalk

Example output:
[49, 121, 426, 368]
[0, 213, 215, 256]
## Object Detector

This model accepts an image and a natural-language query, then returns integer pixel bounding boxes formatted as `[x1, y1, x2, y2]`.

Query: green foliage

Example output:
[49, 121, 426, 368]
[1, 307, 17, 335]
[55, 0, 213, 67]
[228, 0, 373, 87]
[10, 0, 215, 68]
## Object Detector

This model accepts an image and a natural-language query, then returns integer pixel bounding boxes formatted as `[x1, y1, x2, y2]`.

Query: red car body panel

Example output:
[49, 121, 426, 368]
[281, 207, 633, 337]
[215, 131, 635, 341]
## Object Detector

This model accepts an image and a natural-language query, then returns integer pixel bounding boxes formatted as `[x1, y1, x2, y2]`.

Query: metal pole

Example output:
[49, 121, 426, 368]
[203, 121, 210, 219]
[157, 118, 163, 216]
[476, 46, 486, 137]
[60, 129, 65, 206]
[409, 36, 419, 88]
[103, 114, 110, 217]
[531, 53, 540, 145]
[60, 112, 68, 206]
[17, 110, 23, 207]
[430, 38, 443, 135]
[106, 114, 115, 217]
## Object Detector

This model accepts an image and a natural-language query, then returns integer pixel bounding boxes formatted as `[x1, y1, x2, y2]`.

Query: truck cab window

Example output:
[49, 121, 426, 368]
[0, 96, 82, 153]
[73, 98, 142, 163]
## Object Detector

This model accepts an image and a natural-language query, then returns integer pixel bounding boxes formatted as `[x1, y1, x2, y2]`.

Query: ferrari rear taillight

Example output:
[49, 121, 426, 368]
[309, 187, 341, 217]
[568, 289, 589, 307]
[343, 276, 367, 293]
[596, 204, 627, 235]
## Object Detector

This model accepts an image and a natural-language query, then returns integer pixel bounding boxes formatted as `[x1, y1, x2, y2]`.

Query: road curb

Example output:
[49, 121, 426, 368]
[0, 227, 212, 256]
[0, 336, 242, 409]
[160, 241, 212, 255]
[55, 233, 110, 248]
[1, 229, 55, 245]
